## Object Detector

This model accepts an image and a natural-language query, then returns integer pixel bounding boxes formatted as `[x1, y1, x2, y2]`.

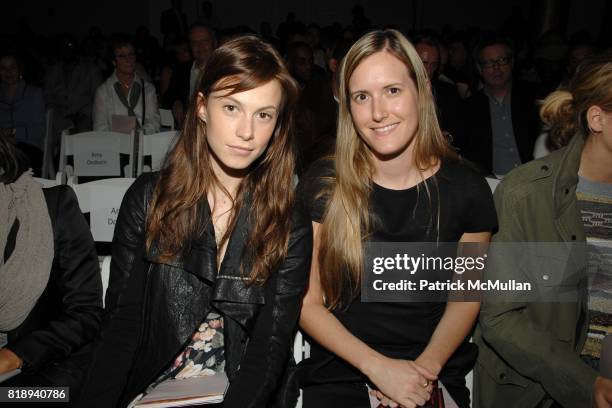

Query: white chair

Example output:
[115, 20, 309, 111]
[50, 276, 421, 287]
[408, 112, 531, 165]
[33, 173, 65, 188]
[293, 331, 310, 408]
[160, 108, 175, 130]
[99, 255, 111, 307]
[69, 177, 136, 242]
[57, 131, 137, 182]
[140, 131, 177, 173]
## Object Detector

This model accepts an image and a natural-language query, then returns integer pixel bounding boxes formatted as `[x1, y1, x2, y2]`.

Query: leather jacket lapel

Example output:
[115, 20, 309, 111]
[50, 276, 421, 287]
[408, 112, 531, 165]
[211, 200, 266, 330]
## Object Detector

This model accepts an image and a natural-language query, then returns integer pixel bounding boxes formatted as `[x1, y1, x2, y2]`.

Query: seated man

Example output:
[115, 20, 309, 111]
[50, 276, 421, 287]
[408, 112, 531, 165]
[93, 36, 160, 135]
[463, 36, 540, 177]
[414, 33, 465, 151]
[161, 23, 217, 127]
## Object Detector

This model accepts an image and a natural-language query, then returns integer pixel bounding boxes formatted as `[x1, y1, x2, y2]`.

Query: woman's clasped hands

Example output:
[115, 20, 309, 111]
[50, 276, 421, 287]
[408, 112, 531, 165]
[365, 356, 438, 408]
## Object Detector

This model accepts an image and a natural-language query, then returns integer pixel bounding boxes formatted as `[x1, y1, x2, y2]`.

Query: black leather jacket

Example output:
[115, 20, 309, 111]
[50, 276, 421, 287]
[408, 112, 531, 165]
[79, 173, 312, 408]
[5, 186, 102, 391]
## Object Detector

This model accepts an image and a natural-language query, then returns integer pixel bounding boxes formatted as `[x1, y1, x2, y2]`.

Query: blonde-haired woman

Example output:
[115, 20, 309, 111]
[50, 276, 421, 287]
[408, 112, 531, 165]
[298, 29, 496, 408]
[474, 50, 612, 408]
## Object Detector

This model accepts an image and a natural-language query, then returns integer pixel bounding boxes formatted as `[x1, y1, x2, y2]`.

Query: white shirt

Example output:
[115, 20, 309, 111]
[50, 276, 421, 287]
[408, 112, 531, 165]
[93, 72, 160, 135]
[189, 62, 204, 100]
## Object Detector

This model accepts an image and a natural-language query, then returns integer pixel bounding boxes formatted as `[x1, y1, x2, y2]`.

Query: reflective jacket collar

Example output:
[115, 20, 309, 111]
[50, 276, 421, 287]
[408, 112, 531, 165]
[145, 196, 266, 318]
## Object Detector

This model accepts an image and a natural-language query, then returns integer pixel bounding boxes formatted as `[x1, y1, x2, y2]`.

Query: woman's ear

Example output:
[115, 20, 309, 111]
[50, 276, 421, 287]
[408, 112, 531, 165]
[196, 92, 207, 123]
[587, 105, 604, 133]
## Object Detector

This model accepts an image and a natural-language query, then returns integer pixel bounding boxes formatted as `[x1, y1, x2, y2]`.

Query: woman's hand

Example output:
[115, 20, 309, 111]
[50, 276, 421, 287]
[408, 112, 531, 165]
[0, 348, 22, 374]
[593, 376, 612, 408]
[364, 355, 437, 408]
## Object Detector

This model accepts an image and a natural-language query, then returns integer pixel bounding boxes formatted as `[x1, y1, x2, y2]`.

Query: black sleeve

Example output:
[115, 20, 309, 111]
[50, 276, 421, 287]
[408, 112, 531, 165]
[296, 159, 334, 223]
[9, 186, 103, 371]
[78, 175, 153, 407]
[223, 208, 313, 408]
[460, 165, 498, 233]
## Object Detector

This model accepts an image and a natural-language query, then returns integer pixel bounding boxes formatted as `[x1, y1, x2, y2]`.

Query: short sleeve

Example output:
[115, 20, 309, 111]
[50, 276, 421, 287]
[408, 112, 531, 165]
[461, 167, 498, 233]
[296, 159, 334, 223]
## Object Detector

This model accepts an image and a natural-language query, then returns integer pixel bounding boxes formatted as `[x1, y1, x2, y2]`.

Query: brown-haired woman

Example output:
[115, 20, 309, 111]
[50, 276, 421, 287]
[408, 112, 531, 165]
[78, 35, 312, 408]
[298, 30, 496, 408]
[474, 50, 612, 408]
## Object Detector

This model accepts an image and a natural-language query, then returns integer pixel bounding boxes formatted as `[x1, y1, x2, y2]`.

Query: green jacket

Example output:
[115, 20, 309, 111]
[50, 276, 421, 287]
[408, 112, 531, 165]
[473, 134, 598, 408]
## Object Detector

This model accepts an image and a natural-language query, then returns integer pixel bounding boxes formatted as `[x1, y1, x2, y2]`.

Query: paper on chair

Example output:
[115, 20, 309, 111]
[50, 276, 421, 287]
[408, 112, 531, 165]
[134, 372, 228, 407]
[112, 115, 137, 134]
[0, 369, 21, 384]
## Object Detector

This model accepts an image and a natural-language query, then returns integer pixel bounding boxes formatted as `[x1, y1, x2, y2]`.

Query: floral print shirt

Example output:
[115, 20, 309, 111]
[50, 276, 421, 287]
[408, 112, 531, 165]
[146, 310, 225, 391]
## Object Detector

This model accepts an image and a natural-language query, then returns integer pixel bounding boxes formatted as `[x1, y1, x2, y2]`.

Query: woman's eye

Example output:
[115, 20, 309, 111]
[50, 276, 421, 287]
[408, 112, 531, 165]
[388, 87, 400, 95]
[258, 112, 273, 120]
[354, 93, 368, 103]
[224, 105, 237, 112]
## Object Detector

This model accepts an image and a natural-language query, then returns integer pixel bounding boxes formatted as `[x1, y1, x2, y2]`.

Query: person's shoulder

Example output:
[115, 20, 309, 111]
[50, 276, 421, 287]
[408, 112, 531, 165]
[434, 79, 458, 97]
[24, 83, 43, 94]
[464, 88, 487, 110]
[301, 157, 335, 182]
[297, 158, 334, 222]
[130, 172, 159, 196]
[440, 157, 486, 183]
[43, 184, 77, 205]
[494, 148, 564, 204]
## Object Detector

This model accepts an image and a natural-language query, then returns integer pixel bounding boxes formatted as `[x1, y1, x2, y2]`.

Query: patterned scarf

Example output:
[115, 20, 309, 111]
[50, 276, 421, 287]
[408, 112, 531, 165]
[114, 80, 142, 118]
[0, 172, 54, 331]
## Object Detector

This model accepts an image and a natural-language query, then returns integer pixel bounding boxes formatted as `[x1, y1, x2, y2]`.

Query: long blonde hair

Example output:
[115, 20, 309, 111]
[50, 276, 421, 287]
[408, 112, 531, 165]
[318, 29, 457, 309]
[540, 49, 612, 149]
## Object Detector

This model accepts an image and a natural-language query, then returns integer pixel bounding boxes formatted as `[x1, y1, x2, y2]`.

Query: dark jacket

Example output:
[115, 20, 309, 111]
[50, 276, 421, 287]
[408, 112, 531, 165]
[5, 185, 103, 391]
[473, 134, 597, 407]
[79, 173, 312, 408]
[432, 78, 464, 150]
[161, 61, 192, 109]
[160, 8, 188, 39]
[462, 82, 540, 175]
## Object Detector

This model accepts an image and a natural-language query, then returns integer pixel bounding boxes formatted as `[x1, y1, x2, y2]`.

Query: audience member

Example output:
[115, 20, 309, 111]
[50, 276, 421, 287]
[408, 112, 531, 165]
[532, 31, 567, 98]
[159, 37, 192, 101]
[92, 36, 160, 134]
[565, 38, 596, 85]
[463, 37, 540, 177]
[0, 53, 45, 175]
[414, 34, 464, 150]
[0, 137, 102, 400]
[134, 26, 162, 80]
[162, 23, 217, 127]
[286, 41, 336, 171]
[474, 49, 612, 408]
[445, 33, 475, 98]
[44, 34, 103, 134]
[160, 0, 188, 47]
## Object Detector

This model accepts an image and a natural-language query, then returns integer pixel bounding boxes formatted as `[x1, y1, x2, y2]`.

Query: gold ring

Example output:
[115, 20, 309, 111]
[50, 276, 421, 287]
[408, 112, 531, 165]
[422, 380, 430, 388]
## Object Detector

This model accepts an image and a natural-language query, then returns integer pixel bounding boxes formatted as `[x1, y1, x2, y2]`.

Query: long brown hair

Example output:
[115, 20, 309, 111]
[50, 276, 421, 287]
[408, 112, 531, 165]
[319, 29, 457, 309]
[146, 35, 299, 284]
[540, 49, 612, 149]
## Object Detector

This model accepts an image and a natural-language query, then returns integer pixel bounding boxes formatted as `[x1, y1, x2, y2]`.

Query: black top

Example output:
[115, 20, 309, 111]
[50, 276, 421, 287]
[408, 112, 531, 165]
[297, 158, 497, 388]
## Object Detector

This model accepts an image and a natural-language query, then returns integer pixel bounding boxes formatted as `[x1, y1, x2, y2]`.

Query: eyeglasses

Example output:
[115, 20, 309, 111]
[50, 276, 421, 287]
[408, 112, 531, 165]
[479, 57, 512, 69]
[115, 52, 136, 60]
